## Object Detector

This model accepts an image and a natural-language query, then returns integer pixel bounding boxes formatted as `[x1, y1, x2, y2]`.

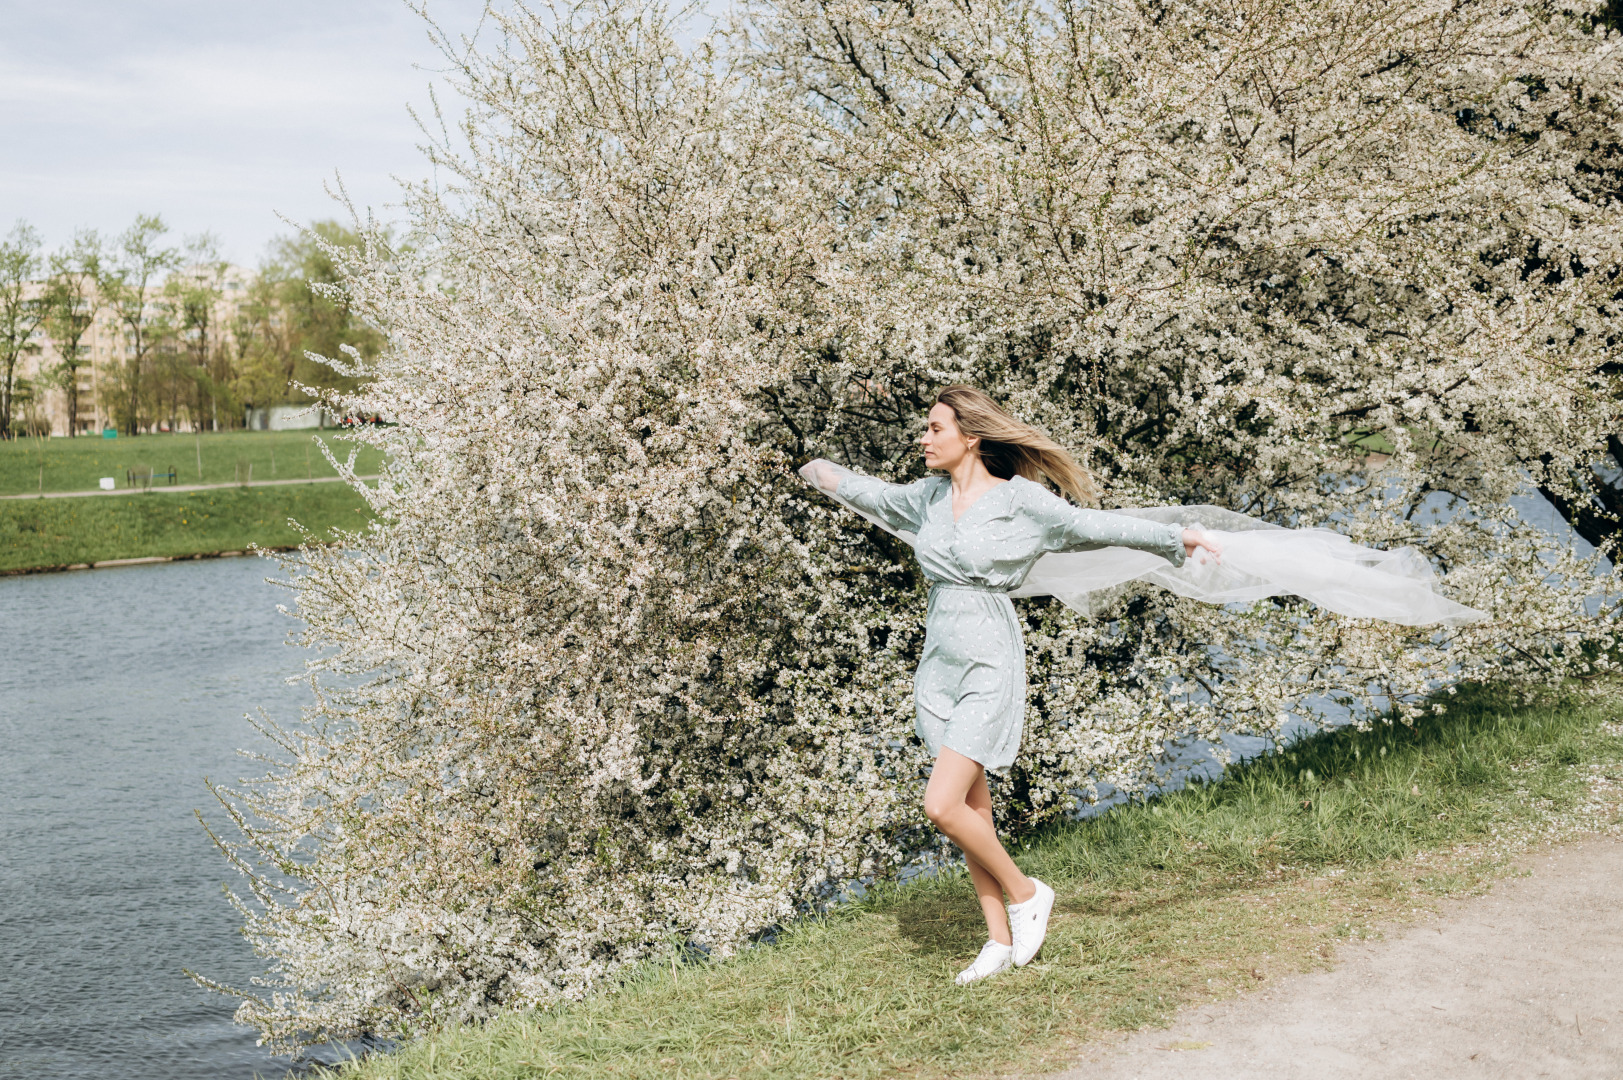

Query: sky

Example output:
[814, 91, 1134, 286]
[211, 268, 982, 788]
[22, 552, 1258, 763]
[1, 0, 496, 266]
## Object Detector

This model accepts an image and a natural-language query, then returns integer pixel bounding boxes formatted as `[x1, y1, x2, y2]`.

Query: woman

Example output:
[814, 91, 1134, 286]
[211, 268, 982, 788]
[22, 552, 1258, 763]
[805, 386, 1222, 985]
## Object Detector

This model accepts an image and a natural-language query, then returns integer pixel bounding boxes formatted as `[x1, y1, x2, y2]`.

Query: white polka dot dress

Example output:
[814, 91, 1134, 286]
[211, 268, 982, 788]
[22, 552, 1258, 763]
[832, 471, 1186, 772]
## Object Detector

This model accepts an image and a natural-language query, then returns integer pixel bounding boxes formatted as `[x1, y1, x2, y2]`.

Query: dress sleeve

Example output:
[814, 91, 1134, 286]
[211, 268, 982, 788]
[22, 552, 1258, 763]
[1020, 482, 1187, 567]
[834, 473, 937, 535]
[798, 458, 937, 535]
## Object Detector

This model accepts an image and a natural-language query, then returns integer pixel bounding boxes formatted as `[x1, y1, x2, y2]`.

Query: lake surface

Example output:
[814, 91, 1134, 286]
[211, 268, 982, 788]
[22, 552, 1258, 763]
[0, 557, 331, 1080]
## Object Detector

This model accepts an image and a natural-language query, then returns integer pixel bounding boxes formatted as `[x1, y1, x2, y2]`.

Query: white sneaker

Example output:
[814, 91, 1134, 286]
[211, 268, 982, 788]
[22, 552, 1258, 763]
[954, 940, 1014, 985]
[1008, 878, 1055, 966]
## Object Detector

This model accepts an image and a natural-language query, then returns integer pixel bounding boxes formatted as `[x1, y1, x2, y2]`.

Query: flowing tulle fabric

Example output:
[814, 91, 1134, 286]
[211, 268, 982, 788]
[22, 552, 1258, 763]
[799, 461, 1486, 628]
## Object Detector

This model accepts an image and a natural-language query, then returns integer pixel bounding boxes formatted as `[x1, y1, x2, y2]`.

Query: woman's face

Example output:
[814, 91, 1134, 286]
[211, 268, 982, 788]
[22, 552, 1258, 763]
[921, 403, 976, 471]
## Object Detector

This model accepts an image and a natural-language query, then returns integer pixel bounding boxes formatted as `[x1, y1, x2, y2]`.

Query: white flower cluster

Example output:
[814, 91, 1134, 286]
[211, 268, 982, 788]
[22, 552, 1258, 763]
[202, 0, 1622, 1051]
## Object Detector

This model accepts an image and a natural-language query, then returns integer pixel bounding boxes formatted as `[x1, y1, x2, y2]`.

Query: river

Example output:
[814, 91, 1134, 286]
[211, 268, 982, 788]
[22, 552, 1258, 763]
[0, 557, 333, 1080]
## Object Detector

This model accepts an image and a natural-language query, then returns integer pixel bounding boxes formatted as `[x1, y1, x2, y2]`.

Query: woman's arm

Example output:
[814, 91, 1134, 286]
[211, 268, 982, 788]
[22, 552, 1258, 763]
[799, 459, 936, 535]
[1023, 483, 1197, 567]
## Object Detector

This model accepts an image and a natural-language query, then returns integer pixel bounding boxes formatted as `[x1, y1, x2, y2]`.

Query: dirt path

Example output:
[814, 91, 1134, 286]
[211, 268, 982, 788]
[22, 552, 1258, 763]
[0, 474, 377, 500]
[1046, 837, 1623, 1080]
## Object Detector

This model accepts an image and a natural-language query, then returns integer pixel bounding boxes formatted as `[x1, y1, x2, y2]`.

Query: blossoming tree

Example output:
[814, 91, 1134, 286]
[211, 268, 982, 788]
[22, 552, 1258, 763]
[203, 0, 1622, 1050]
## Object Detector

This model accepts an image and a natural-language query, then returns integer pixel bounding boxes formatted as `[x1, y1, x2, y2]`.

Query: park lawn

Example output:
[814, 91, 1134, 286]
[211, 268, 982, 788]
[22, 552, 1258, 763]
[321, 685, 1623, 1080]
[0, 428, 386, 496]
[0, 483, 375, 572]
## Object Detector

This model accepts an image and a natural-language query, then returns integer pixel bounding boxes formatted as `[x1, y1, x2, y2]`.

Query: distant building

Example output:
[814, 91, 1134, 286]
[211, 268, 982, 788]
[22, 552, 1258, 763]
[245, 404, 333, 430]
[16, 282, 133, 436]
[16, 265, 263, 437]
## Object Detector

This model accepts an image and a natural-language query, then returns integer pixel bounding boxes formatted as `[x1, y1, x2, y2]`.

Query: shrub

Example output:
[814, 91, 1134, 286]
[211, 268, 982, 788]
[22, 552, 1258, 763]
[202, 0, 1623, 1051]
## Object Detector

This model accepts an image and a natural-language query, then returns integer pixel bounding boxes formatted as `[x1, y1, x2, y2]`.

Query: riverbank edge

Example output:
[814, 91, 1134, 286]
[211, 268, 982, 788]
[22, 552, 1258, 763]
[0, 545, 304, 578]
[310, 686, 1623, 1080]
[0, 480, 374, 574]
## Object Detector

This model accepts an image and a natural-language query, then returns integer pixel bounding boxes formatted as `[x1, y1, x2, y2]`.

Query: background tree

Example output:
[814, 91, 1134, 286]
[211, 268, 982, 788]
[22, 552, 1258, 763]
[99, 214, 180, 435]
[0, 222, 45, 440]
[262, 220, 386, 405]
[10, 375, 51, 438]
[41, 230, 103, 437]
[148, 330, 189, 432]
[228, 271, 296, 415]
[164, 233, 235, 431]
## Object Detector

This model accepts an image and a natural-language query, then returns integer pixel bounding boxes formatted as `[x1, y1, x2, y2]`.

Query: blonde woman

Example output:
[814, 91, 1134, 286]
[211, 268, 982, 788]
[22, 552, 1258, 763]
[804, 386, 1222, 984]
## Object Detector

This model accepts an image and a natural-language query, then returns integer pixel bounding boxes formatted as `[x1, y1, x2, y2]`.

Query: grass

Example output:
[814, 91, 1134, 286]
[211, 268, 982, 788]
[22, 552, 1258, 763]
[0, 428, 386, 495]
[318, 685, 1623, 1080]
[0, 483, 375, 572]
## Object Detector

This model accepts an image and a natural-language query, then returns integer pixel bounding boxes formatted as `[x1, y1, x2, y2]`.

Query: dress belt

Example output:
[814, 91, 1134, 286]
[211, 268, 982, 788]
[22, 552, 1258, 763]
[928, 581, 1012, 595]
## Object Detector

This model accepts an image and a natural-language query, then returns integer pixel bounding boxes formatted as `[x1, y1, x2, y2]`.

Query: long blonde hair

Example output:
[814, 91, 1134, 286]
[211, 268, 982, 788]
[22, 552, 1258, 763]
[935, 385, 1098, 505]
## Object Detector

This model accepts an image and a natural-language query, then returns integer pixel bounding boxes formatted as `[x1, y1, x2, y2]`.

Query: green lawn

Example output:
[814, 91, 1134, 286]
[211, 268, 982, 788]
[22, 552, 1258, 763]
[0, 429, 386, 496]
[319, 685, 1623, 1080]
[0, 483, 375, 572]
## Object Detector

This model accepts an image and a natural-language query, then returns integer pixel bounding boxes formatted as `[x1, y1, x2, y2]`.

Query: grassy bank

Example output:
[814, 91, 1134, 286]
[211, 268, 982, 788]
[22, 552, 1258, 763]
[0, 483, 374, 572]
[320, 686, 1623, 1080]
[0, 429, 386, 496]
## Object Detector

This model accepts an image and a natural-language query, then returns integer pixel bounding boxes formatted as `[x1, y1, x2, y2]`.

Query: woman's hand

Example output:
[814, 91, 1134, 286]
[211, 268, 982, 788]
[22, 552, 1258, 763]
[1183, 528, 1221, 563]
[812, 460, 843, 493]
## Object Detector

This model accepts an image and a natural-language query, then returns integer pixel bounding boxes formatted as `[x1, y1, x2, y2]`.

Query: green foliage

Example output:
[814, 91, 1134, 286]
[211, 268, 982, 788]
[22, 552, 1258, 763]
[97, 214, 182, 436]
[321, 687, 1623, 1080]
[228, 272, 297, 411]
[0, 221, 46, 440]
[0, 481, 374, 572]
[156, 233, 239, 434]
[253, 221, 387, 403]
[39, 230, 103, 438]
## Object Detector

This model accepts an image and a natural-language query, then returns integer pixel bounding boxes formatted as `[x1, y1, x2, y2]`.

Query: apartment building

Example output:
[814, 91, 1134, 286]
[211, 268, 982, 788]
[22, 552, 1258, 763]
[16, 267, 253, 437]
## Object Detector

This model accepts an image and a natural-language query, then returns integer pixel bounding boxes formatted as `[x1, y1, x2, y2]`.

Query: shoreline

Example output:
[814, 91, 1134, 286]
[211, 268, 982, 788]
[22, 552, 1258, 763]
[0, 479, 373, 577]
[0, 545, 304, 578]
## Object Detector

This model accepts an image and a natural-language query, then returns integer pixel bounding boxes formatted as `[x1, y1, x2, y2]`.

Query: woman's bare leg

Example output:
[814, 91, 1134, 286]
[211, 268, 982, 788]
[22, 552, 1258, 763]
[962, 766, 1013, 943]
[925, 747, 1037, 944]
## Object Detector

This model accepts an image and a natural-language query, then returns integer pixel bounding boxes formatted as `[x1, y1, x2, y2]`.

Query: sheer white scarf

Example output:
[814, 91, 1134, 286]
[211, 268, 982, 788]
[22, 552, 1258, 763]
[801, 460, 1485, 627]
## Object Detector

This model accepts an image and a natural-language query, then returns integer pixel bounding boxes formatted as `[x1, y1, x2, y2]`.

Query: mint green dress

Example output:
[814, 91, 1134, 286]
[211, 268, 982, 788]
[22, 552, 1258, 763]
[833, 472, 1187, 771]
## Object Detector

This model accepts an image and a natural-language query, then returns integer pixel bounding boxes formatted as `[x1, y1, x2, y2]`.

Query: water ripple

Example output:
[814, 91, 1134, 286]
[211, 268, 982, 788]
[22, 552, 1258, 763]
[0, 558, 324, 1080]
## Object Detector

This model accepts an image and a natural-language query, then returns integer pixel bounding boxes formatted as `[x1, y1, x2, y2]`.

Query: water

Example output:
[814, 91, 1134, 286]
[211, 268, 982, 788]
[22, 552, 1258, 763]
[0, 557, 324, 1080]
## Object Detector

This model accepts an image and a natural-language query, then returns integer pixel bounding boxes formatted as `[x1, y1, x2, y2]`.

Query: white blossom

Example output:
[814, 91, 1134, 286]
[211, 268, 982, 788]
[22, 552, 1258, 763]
[201, 0, 1622, 1051]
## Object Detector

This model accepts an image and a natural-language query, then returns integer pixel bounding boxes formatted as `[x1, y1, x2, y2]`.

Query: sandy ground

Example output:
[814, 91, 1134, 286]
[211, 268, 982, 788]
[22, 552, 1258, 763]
[0, 474, 376, 500]
[1044, 837, 1623, 1080]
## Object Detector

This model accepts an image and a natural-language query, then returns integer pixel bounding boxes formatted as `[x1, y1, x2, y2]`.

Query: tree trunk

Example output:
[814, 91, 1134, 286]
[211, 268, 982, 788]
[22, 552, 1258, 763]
[125, 356, 141, 436]
[0, 356, 14, 440]
[1537, 439, 1623, 552]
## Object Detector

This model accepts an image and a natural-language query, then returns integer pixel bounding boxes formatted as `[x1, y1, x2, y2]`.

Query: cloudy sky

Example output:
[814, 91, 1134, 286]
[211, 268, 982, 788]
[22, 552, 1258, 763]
[1, 0, 495, 265]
